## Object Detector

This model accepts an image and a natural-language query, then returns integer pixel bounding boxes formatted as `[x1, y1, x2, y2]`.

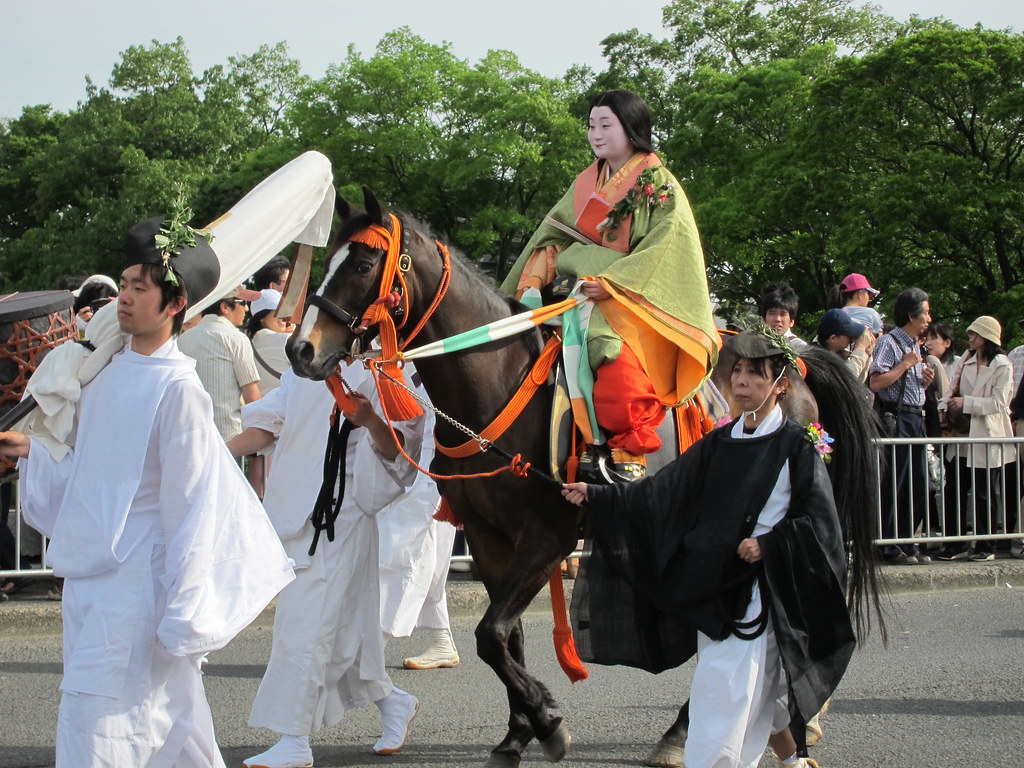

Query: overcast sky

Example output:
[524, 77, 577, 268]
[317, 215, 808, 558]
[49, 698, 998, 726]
[1, 0, 1020, 120]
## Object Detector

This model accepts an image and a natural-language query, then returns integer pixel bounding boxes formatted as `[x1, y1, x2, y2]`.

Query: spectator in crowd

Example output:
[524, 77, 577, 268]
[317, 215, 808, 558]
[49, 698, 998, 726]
[179, 285, 262, 442]
[0, 215, 292, 765]
[759, 281, 806, 348]
[1006, 319, 1024, 397]
[250, 255, 291, 292]
[71, 275, 118, 336]
[829, 270, 880, 311]
[869, 287, 935, 564]
[227, 363, 426, 768]
[936, 316, 1015, 561]
[244, 288, 293, 396]
[815, 308, 868, 381]
[927, 322, 961, 383]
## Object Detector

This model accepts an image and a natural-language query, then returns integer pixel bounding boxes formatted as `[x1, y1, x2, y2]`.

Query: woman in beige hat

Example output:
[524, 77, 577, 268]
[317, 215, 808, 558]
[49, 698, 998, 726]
[937, 316, 1015, 560]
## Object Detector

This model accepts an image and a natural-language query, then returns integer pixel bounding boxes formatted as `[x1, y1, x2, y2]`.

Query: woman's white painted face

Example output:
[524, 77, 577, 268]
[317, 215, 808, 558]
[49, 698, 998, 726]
[588, 106, 633, 170]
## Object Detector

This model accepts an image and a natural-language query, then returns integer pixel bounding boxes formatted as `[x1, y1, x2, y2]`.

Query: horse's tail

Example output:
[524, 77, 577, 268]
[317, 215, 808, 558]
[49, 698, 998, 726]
[798, 345, 886, 643]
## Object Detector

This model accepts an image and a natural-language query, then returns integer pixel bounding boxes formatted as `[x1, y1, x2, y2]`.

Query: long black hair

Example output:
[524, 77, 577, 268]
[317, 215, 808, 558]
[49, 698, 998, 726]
[798, 344, 886, 643]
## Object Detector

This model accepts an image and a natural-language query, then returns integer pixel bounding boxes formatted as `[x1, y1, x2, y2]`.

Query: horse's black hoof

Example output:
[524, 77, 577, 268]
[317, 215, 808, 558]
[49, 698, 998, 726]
[484, 752, 521, 768]
[539, 720, 571, 763]
[644, 739, 684, 767]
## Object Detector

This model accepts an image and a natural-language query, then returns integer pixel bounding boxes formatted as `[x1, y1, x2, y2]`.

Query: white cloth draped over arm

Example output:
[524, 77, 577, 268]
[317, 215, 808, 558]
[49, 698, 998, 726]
[155, 378, 293, 656]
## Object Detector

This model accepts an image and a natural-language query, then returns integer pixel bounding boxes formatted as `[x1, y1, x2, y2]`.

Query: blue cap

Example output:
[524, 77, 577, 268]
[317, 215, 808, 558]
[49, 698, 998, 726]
[818, 308, 866, 340]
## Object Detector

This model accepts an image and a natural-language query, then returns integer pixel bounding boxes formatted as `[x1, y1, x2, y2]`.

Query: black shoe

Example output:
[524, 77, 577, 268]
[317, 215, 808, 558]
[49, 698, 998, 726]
[935, 546, 970, 561]
[969, 550, 995, 562]
[884, 551, 919, 565]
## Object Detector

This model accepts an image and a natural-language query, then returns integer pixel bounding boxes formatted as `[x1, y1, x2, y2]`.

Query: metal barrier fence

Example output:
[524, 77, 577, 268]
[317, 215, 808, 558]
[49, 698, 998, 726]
[874, 435, 1024, 551]
[3, 435, 1022, 582]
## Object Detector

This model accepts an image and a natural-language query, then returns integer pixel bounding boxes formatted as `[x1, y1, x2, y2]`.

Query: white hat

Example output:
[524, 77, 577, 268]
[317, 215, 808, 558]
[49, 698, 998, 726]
[251, 288, 283, 317]
[72, 274, 119, 297]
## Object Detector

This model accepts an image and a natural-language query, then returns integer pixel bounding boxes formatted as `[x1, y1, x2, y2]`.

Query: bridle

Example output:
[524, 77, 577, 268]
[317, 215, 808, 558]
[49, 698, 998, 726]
[308, 212, 451, 354]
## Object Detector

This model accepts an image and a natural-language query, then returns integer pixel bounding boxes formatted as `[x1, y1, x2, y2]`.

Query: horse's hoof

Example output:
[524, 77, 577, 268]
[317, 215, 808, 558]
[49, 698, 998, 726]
[539, 720, 571, 763]
[484, 752, 521, 768]
[644, 739, 684, 767]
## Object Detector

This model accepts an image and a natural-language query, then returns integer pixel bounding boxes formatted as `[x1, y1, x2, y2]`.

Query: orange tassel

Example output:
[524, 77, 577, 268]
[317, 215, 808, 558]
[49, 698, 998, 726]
[432, 496, 463, 528]
[549, 569, 588, 682]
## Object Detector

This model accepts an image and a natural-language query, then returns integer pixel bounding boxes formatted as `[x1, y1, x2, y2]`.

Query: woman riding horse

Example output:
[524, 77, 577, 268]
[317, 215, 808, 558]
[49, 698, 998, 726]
[501, 90, 719, 479]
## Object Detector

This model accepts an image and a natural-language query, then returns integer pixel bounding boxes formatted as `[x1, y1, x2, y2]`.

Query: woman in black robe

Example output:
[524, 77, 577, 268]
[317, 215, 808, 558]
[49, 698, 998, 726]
[563, 327, 852, 768]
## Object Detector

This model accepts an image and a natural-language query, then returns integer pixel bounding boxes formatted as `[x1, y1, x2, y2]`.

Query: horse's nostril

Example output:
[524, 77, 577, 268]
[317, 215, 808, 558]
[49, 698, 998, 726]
[287, 339, 314, 366]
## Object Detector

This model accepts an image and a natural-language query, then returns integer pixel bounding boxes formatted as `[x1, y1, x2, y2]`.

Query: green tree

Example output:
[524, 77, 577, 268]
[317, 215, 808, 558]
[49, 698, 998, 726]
[808, 27, 1024, 328]
[291, 28, 586, 277]
[0, 38, 305, 289]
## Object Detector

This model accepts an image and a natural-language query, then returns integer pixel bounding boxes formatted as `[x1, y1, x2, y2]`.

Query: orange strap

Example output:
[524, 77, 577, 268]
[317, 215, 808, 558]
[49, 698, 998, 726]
[435, 336, 562, 459]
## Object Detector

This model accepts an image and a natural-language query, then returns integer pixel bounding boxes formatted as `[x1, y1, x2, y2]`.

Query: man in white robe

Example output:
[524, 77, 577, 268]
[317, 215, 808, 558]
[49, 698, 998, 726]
[228, 364, 425, 768]
[376, 391, 460, 669]
[0, 217, 294, 768]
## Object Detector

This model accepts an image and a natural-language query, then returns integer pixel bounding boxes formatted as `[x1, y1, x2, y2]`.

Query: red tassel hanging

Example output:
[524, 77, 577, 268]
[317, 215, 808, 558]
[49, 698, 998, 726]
[432, 496, 463, 528]
[549, 569, 589, 682]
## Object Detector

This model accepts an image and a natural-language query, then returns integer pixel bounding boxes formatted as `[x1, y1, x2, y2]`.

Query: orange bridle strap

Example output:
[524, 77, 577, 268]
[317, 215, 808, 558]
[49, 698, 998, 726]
[435, 336, 562, 459]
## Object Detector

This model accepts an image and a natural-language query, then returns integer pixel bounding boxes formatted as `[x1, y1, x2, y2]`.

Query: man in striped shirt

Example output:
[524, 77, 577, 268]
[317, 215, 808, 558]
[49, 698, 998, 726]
[869, 287, 935, 564]
[179, 286, 262, 442]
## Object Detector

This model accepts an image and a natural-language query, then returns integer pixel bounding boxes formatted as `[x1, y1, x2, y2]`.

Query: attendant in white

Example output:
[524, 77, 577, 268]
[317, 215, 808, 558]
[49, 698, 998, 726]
[0, 216, 294, 768]
[228, 364, 426, 768]
[375, 379, 460, 669]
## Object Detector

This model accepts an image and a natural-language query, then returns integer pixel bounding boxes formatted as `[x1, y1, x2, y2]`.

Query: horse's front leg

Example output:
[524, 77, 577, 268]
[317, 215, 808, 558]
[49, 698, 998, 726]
[487, 620, 533, 767]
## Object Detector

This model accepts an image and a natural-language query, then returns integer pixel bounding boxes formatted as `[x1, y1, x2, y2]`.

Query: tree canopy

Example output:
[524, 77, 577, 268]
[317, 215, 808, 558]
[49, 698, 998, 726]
[0, 2, 1020, 343]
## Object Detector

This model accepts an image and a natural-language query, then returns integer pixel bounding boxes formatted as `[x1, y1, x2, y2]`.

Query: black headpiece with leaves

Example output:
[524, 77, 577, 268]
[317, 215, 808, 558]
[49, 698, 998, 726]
[124, 212, 220, 311]
[724, 324, 800, 369]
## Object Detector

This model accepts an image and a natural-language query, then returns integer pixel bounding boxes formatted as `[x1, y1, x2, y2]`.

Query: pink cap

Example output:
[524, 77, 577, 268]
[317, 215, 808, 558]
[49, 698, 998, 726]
[840, 273, 879, 295]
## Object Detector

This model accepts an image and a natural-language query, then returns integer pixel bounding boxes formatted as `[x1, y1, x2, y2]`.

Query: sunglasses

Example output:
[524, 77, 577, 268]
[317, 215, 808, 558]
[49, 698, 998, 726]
[225, 299, 250, 307]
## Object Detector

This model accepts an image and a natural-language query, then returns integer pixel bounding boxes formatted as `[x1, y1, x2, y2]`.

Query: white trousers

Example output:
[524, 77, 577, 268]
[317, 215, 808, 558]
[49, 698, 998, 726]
[684, 584, 789, 768]
[249, 517, 391, 736]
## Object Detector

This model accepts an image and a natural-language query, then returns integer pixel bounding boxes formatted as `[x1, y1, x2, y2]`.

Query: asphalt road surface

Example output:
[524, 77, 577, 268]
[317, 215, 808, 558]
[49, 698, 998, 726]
[2, 587, 1022, 767]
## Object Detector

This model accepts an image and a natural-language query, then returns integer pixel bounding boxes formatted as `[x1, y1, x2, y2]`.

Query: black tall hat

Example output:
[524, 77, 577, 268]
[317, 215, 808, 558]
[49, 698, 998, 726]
[124, 216, 221, 310]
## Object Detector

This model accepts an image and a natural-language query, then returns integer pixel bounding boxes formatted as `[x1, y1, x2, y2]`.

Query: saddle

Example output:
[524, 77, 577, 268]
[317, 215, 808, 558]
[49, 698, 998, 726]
[548, 358, 713, 486]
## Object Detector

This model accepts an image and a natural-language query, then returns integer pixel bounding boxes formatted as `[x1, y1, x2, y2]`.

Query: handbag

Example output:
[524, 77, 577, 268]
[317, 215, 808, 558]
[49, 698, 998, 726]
[944, 352, 974, 436]
[874, 335, 909, 437]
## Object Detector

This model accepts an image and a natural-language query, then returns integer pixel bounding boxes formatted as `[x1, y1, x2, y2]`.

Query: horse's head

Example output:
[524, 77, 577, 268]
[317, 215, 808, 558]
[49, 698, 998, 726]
[287, 186, 407, 380]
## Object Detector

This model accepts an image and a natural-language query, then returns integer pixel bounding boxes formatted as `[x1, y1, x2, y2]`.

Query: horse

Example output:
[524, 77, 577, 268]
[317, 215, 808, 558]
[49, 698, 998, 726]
[286, 186, 882, 767]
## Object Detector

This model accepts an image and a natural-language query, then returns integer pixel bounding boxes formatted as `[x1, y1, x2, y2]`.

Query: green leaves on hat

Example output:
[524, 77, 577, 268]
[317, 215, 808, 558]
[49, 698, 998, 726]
[154, 186, 214, 287]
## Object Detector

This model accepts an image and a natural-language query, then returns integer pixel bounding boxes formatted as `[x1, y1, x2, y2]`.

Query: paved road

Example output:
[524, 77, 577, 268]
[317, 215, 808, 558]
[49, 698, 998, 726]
[2, 587, 1022, 767]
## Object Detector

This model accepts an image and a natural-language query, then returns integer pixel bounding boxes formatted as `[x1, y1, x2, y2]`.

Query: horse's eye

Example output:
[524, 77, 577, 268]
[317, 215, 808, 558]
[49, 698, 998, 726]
[356, 261, 373, 275]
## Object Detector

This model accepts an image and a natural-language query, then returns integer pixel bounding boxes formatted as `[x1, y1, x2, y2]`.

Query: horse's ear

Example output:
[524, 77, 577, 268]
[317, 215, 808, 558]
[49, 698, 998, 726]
[335, 194, 354, 221]
[362, 185, 385, 228]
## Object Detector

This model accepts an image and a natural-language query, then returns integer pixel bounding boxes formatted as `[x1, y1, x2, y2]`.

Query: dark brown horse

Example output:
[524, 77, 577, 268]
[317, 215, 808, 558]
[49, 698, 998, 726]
[286, 187, 881, 767]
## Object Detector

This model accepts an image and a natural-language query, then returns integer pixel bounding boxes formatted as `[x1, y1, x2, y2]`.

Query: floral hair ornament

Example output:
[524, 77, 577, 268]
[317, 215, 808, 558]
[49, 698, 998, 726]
[152, 186, 214, 287]
[601, 167, 675, 240]
[805, 422, 834, 463]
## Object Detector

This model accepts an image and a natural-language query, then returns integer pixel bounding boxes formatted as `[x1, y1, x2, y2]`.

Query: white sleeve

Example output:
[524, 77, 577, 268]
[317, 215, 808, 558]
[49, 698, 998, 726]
[17, 438, 74, 538]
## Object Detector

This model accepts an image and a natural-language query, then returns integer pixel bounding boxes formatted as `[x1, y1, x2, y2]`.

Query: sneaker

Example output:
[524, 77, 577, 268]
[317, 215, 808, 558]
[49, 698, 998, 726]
[935, 546, 970, 561]
[908, 547, 932, 563]
[885, 551, 918, 565]
[1010, 540, 1024, 559]
[969, 550, 996, 561]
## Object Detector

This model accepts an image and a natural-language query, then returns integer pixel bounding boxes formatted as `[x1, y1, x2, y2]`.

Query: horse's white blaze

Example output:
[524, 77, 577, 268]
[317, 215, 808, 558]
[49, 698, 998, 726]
[297, 243, 349, 341]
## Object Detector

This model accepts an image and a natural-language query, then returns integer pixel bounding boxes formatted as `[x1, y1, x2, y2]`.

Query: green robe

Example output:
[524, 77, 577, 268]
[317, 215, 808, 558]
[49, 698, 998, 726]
[501, 159, 719, 406]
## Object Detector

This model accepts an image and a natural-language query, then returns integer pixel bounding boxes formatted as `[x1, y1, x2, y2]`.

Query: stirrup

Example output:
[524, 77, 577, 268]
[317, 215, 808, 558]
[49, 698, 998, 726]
[578, 444, 645, 484]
